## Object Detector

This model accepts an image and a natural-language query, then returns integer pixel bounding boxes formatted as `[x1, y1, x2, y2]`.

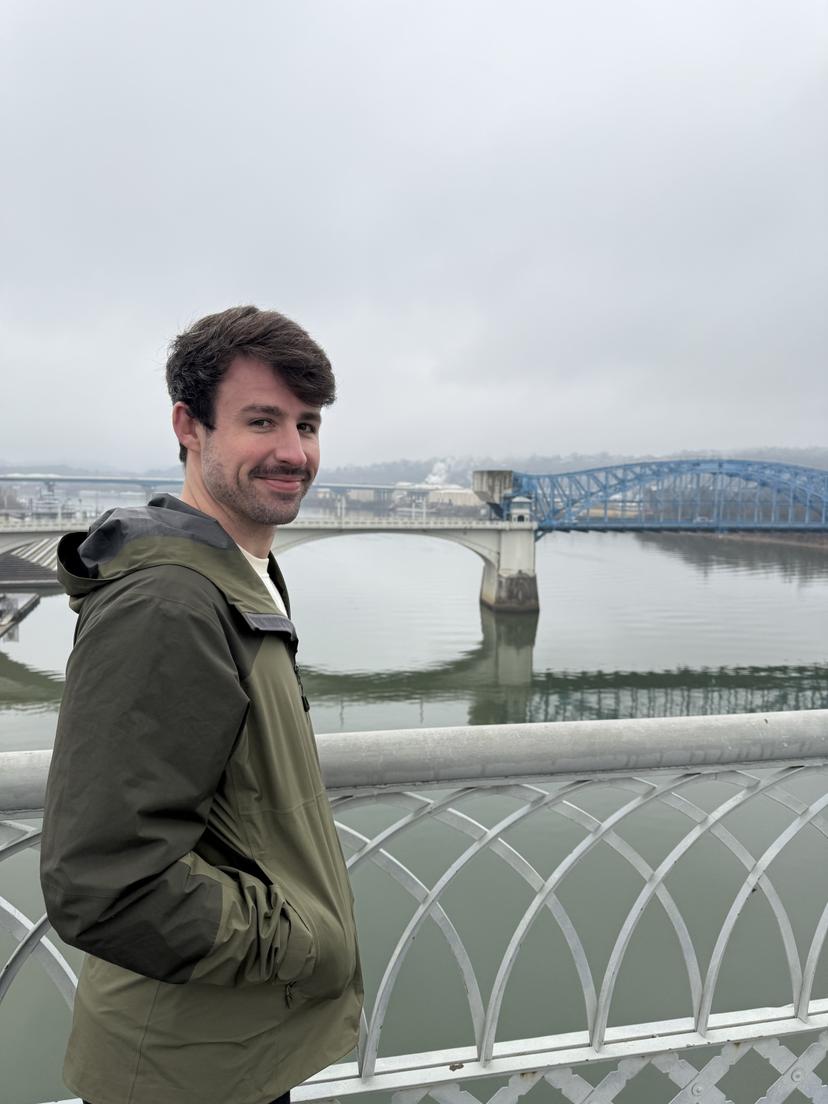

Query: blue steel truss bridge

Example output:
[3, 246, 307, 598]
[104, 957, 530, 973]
[477, 459, 828, 535]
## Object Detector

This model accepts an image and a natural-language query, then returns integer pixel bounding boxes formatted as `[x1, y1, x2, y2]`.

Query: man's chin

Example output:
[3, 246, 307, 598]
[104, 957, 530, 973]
[255, 489, 305, 526]
[269, 506, 302, 526]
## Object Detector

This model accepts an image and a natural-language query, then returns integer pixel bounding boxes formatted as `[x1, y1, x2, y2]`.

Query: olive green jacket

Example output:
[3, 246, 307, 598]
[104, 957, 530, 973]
[40, 495, 363, 1104]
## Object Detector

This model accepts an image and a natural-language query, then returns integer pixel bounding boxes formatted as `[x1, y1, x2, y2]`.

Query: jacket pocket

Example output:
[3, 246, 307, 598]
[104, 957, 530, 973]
[276, 900, 316, 984]
[293, 900, 358, 1001]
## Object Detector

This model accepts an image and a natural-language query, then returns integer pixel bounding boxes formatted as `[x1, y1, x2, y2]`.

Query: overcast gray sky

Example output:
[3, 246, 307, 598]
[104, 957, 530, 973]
[1, 0, 825, 471]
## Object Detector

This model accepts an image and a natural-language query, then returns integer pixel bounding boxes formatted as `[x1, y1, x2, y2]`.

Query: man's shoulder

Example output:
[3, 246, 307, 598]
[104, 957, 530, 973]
[86, 563, 228, 617]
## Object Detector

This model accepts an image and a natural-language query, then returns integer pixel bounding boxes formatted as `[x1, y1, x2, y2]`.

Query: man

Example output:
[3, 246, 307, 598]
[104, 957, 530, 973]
[40, 306, 363, 1104]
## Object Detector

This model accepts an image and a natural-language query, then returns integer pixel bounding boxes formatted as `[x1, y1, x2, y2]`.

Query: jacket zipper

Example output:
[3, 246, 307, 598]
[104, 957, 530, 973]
[293, 662, 310, 712]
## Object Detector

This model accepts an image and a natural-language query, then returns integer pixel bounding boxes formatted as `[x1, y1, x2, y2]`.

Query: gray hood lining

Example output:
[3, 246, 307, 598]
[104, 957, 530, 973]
[78, 494, 235, 574]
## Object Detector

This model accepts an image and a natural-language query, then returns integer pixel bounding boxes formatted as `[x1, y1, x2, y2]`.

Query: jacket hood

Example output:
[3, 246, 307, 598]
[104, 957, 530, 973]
[57, 494, 290, 617]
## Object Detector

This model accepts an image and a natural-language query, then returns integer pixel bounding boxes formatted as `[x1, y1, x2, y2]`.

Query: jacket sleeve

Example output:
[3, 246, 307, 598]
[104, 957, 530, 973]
[40, 582, 316, 987]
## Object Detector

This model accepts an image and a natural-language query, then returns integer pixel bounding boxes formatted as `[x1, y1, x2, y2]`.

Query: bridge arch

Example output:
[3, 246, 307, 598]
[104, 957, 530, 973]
[273, 521, 539, 612]
[273, 524, 499, 568]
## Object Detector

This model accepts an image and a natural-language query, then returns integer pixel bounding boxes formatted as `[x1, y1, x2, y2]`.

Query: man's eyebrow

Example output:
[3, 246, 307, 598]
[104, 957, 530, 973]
[239, 403, 321, 422]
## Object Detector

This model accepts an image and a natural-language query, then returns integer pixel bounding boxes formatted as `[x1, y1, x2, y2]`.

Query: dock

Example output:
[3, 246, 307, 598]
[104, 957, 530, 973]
[0, 591, 40, 640]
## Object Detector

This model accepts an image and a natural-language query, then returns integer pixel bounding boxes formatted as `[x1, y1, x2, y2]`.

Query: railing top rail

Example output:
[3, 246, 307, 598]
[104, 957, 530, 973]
[2, 711, 827, 814]
[317, 710, 828, 789]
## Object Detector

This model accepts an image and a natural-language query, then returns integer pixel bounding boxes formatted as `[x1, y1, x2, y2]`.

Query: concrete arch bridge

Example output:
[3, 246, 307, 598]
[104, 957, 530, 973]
[0, 519, 539, 613]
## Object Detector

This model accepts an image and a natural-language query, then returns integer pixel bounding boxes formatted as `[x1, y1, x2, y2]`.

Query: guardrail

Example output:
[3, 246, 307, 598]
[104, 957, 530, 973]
[0, 520, 74, 531]
[4, 711, 828, 1104]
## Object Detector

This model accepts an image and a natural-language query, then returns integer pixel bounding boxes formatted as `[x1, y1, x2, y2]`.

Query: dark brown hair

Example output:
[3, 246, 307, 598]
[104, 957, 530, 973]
[166, 305, 336, 463]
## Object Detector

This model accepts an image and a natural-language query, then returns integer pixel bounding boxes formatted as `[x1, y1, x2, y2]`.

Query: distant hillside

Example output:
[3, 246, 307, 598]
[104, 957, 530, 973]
[0, 461, 183, 478]
[3, 447, 825, 488]
[0, 461, 183, 479]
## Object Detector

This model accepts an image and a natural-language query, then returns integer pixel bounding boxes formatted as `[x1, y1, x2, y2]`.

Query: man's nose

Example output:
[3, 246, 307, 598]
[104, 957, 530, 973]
[271, 424, 308, 468]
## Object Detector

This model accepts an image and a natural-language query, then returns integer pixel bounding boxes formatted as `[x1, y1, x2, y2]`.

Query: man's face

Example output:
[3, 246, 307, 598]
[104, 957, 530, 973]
[197, 356, 321, 530]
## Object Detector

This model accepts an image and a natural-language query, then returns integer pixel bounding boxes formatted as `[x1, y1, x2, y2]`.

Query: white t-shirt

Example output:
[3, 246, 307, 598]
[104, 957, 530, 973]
[237, 545, 287, 616]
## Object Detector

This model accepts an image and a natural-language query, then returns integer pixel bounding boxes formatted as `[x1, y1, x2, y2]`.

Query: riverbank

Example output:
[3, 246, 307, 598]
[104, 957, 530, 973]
[702, 531, 828, 552]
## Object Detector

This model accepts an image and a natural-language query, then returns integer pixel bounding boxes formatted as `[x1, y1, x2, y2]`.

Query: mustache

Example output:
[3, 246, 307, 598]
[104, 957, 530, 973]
[250, 466, 311, 480]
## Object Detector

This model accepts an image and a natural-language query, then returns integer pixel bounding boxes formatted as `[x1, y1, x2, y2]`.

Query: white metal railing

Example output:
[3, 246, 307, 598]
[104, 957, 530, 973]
[3, 710, 828, 1104]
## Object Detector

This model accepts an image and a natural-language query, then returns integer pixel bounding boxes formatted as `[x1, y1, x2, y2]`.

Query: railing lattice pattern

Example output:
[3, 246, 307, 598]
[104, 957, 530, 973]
[3, 714, 828, 1103]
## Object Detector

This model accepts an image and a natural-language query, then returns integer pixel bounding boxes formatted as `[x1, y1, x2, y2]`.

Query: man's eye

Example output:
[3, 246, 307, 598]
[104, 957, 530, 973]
[249, 419, 273, 428]
[298, 422, 318, 435]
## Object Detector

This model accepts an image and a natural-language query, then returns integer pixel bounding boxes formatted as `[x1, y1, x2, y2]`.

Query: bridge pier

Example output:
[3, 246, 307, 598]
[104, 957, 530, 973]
[478, 528, 539, 613]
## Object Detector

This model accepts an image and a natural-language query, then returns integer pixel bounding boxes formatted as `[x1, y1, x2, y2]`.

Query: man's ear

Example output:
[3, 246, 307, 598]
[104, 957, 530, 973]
[172, 403, 203, 457]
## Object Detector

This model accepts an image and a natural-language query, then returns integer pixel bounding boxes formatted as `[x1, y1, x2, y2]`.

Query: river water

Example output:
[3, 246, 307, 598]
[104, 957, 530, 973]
[1, 529, 827, 1102]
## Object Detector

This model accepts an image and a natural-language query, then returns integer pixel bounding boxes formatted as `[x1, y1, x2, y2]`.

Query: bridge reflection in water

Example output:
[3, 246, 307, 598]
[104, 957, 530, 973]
[299, 606, 827, 726]
[1, 604, 824, 726]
